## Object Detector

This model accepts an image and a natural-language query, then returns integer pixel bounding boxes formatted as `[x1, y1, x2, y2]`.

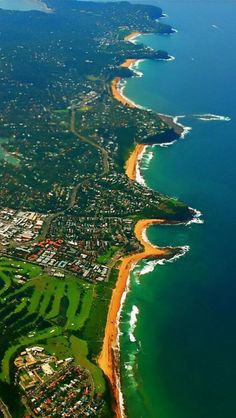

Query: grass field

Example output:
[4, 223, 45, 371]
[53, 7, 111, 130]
[0, 256, 114, 396]
[97, 246, 120, 264]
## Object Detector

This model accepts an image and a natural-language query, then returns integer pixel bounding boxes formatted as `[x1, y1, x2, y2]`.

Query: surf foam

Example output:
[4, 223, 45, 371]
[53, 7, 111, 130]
[193, 114, 231, 122]
[136, 145, 148, 186]
[187, 207, 204, 225]
[173, 115, 192, 138]
[129, 305, 140, 343]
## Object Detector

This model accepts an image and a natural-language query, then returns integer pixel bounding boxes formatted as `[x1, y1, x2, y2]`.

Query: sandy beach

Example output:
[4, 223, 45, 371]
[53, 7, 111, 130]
[98, 31, 183, 418]
[98, 115, 169, 418]
[111, 57, 143, 109]
[112, 54, 185, 138]
[120, 59, 138, 69]
[125, 144, 145, 181]
[111, 78, 136, 108]
[111, 76, 185, 136]
[98, 219, 171, 418]
[124, 31, 141, 43]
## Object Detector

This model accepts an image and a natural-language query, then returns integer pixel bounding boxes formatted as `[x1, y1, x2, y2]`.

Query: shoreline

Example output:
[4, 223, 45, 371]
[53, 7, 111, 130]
[125, 144, 146, 181]
[124, 31, 142, 43]
[111, 78, 136, 109]
[111, 60, 186, 137]
[98, 219, 172, 418]
[100, 30, 193, 418]
[120, 58, 139, 69]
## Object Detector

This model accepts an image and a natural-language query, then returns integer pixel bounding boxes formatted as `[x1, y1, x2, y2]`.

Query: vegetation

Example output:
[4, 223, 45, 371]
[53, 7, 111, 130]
[0, 0, 175, 212]
[97, 246, 120, 264]
[0, 257, 115, 416]
[0, 1, 193, 415]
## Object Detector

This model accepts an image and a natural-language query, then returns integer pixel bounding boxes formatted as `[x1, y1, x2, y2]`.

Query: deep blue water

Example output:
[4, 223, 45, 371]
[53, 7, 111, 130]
[120, 1, 236, 417]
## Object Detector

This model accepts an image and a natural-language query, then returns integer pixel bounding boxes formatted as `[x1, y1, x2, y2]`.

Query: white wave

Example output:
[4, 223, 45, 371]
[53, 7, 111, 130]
[136, 145, 148, 186]
[141, 224, 191, 260]
[129, 59, 145, 78]
[133, 271, 141, 285]
[159, 140, 177, 148]
[124, 363, 132, 371]
[167, 55, 176, 61]
[134, 70, 144, 78]
[193, 113, 231, 122]
[141, 148, 154, 170]
[156, 246, 190, 264]
[135, 258, 169, 279]
[141, 227, 152, 247]
[173, 115, 192, 138]
[141, 258, 167, 272]
[158, 55, 176, 62]
[129, 305, 140, 343]
[139, 260, 159, 275]
[138, 246, 191, 274]
[116, 262, 137, 418]
[158, 113, 192, 139]
[168, 245, 190, 262]
[128, 34, 142, 44]
[160, 14, 169, 19]
[136, 167, 146, 186]
[187, 207, 204, 225]
[118, 79, 145, 110]
[115, 229, 193, 412]
[116, 264, 141, 414]
[212, 24, 219, 29]
[124, 353, 139, 388]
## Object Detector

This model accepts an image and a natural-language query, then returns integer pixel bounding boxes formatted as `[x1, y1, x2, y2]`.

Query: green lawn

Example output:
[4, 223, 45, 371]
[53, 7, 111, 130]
[0, 256, 114, 396]
[97, 246, 120, 264]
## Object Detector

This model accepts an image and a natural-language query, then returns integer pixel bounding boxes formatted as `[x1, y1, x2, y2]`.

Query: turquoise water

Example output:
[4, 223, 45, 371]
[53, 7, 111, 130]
[0, 0, 48, 11]
[120, 2, 236, 418]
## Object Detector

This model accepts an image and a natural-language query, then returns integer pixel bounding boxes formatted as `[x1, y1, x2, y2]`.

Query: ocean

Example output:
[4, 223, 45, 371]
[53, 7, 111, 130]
[120, 1, 236, 418]
[1, 0, 236, 416]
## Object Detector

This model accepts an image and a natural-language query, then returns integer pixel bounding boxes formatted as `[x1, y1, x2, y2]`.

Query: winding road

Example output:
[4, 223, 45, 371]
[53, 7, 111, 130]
[70, 106, 109, 175]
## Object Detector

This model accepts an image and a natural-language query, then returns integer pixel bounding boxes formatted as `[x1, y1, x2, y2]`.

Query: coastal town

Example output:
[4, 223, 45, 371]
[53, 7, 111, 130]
[0, 209, 46, 247]
[0, 1, 193, 417]
[14, 346, 102, 417]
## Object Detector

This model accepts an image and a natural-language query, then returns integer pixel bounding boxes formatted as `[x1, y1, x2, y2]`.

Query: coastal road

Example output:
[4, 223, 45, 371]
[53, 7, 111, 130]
[8, 107, 110, 249]
[70, 107, 109, 175]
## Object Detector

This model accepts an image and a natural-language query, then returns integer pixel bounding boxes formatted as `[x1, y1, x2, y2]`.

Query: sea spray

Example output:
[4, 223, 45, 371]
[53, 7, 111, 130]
[141, 147, 154, 171]
[129, 305, 140, 343]
[136, 145, 148, 186]
[192, 114, 231, 122]
[116, 262, 137, 418]
[187, 207, 204, 225]
[129, 59, 145, 78]
[119, 244, 191, 401]
[118, 79, 144, 110]
[173, 115, 192, 138]
[128, 34, 142, 45]
[159, 140, 177, 147]
[158, 55, 176, 61]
